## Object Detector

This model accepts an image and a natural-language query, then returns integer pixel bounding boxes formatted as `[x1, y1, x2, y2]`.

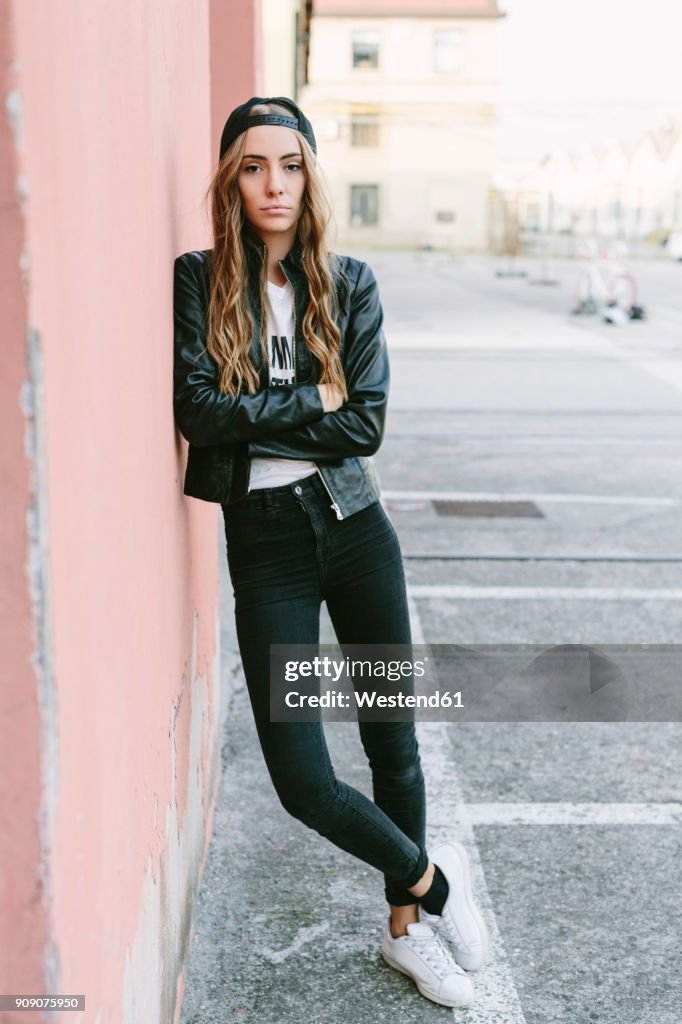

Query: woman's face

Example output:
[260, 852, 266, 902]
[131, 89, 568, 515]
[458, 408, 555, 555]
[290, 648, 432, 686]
[237, 124, 306, 239]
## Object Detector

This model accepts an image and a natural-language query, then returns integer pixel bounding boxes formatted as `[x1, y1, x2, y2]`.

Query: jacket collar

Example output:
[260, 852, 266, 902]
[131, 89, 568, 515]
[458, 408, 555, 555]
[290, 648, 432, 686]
[242, 227, 305, 284]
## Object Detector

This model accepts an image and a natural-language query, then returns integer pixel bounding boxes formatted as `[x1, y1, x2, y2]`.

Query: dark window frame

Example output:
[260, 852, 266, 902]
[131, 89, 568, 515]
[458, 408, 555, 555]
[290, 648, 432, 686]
[352, 31, 380, 69]
[350, 184, 380, 227]
[350, 116, 380, 147]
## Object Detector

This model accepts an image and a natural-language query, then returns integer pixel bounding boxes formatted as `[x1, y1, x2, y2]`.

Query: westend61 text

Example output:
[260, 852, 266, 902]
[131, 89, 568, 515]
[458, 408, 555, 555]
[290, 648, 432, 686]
[284, 690, 463, 709]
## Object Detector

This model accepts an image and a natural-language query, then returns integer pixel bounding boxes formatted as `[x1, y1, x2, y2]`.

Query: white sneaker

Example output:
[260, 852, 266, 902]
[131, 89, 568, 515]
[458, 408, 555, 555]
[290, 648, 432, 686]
[381, 919, 474, 1008]
[420, 841, 489, 972]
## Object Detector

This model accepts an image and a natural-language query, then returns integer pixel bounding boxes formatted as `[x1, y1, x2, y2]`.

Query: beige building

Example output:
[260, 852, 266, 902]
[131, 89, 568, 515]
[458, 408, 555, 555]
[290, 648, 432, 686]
[262, 0, 312, 97]
[299, 0, 504, 252]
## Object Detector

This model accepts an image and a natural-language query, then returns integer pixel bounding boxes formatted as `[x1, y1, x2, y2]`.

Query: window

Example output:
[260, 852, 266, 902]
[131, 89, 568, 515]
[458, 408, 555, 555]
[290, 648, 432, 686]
[433, 29, 462, 73]
[350, 116, 379, 147]
[352, 31, 379, 69]
[350, 185, 379, 226]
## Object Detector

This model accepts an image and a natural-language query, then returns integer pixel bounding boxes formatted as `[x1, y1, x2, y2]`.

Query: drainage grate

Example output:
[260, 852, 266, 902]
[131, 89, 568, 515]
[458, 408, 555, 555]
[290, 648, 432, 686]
[433, 499, 544, 518]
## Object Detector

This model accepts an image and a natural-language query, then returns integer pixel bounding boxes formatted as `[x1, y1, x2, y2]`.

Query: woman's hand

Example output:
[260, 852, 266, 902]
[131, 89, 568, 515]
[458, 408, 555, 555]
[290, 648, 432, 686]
[317, 383, 345, 413]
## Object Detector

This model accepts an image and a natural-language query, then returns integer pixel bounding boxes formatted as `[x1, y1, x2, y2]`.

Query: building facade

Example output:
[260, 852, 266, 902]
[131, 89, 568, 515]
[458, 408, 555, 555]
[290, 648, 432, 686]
[301, 0, 505, 252]
[262, 0, 313, 98]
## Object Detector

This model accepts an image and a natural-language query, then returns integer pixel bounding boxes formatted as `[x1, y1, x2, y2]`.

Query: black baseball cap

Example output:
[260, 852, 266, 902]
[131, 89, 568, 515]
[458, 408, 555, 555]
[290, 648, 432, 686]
[219, 96, 317, 159]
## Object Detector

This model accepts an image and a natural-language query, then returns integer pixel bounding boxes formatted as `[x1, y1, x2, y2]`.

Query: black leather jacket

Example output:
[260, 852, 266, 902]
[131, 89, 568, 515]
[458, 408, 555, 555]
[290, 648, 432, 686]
[173, 236, 388, 519]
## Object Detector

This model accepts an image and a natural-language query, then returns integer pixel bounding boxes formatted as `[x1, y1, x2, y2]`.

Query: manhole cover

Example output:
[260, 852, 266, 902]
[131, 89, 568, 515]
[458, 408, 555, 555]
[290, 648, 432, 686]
[433, 500, 544, 518]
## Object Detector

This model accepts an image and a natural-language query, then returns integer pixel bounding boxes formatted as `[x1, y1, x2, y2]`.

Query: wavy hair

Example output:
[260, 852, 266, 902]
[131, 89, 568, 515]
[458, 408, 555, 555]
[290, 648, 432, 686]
[204, 102, 348, 399]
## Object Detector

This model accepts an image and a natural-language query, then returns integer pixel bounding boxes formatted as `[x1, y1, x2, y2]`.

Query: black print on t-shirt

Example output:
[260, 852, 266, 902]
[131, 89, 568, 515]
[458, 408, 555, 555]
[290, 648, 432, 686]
[270, 334, 295, 387]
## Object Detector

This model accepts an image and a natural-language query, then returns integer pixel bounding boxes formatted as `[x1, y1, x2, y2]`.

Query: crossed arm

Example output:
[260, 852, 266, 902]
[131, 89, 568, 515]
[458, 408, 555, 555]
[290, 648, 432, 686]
[173, 252, 389, 458]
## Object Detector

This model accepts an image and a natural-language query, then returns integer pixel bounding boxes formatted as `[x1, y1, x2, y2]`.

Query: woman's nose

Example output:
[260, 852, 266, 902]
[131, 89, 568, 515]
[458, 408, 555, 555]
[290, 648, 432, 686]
[266, 169, 284, 194]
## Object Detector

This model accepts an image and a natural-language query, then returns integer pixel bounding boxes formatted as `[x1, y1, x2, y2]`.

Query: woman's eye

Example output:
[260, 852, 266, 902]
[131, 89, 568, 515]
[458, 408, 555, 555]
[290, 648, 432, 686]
[244, 164, 261, 173]
[286, 163, 302, 172]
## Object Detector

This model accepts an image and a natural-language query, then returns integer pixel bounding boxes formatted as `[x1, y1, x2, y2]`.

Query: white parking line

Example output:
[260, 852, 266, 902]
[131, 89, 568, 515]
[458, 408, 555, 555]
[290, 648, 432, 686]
[384, 489, 677, 507]
[409, 584, 682, 601]
[450, 803, 682, 826]
[409, 594, 528, 1023]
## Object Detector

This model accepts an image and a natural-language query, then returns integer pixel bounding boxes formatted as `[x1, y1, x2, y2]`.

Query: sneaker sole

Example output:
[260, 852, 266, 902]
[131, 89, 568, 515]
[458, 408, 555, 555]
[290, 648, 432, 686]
[381, 947, 473, 1009]
[431, 841, 489, 971]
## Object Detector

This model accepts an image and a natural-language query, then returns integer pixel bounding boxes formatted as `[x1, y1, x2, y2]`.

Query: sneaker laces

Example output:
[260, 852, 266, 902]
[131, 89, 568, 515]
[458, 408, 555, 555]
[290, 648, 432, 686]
[406, 924, 466, 977]
[441, 905, 468, 948]
[422, 906, 469, 951]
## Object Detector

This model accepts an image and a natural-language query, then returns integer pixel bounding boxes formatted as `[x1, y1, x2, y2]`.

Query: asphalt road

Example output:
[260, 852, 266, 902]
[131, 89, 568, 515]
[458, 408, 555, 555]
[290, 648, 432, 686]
[181, 251, 682, 1024]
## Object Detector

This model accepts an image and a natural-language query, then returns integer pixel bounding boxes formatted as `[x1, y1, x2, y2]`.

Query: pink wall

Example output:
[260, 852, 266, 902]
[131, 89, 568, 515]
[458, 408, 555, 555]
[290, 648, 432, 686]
[1, 2, 261, 1022]
[0, 0, 50, 1006]
[211, 0, 264, 162]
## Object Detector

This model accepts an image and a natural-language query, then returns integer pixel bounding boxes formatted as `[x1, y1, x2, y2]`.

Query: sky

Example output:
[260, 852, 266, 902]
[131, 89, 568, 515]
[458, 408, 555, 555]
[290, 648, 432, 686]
[498, 0, 682, 162]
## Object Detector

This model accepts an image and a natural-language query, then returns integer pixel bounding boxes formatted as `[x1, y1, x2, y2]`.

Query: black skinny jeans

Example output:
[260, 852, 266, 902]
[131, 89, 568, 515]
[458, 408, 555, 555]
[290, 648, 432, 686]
[221, 471, 429, 906]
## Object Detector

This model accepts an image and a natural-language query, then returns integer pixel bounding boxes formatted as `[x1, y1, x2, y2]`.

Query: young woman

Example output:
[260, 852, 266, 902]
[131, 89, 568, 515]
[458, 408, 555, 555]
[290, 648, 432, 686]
[173, 96, 488, 1009]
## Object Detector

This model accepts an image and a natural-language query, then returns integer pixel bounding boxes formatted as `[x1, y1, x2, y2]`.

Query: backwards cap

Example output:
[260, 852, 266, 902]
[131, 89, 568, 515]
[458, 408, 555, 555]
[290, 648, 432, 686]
[219, 96, 317, 159]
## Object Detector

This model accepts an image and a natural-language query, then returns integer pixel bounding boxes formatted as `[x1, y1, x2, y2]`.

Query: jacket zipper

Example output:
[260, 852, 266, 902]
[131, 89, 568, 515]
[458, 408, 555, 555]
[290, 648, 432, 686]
[317, 467, 344, 520]
[278, 259, 344, 521]
[246, 243, 272, 494]
[278, 258, 296, 381]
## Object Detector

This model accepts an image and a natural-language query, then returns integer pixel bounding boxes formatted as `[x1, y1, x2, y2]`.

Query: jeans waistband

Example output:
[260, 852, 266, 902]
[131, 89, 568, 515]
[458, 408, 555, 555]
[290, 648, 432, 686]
[231, 471, 327, 512]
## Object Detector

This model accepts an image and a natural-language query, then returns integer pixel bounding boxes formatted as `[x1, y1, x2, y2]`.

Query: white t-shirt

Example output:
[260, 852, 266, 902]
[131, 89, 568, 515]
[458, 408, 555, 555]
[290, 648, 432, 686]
[248, 278, 318, 490]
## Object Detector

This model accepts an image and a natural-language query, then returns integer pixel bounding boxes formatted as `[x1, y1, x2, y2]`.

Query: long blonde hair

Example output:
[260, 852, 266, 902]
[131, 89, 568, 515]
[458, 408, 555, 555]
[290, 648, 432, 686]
[205, 102, 348, 399]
